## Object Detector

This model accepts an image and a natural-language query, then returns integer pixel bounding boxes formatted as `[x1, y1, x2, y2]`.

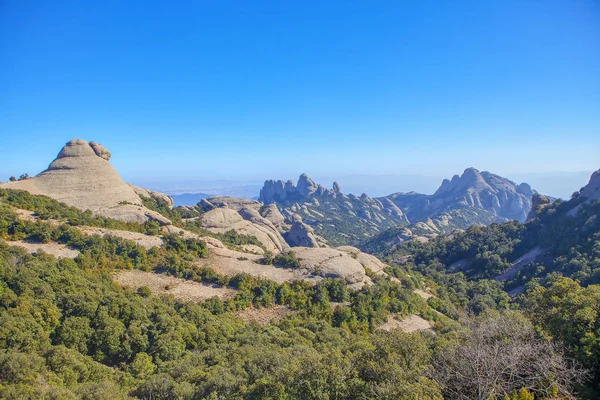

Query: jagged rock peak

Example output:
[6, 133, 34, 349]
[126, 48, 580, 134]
[260, 174, 327, 204]
[333, 181, 341, 193]
[297, 173, 318, 196]
[580, 169, 600, 201]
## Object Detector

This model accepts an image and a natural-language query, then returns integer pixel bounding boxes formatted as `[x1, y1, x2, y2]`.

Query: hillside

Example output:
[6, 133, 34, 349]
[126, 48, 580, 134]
[372, 168, 600, 293]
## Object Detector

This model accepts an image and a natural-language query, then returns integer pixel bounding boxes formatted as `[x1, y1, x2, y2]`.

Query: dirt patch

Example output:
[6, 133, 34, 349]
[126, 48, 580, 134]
[79, 227, 163, 249]
[6, 239, 80, 259]
[113, 269, 237, 302]
[414, 289, 433, 300]
[12, 208, 38, 222]
[236, 305, 296, 325]
[378, 314, 433, 333]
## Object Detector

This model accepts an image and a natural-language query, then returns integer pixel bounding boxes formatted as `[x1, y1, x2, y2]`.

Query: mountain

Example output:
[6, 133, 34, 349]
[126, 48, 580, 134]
[259, 173, 409, 246]
[387, 167, 533, 225]
[259, 168, 535, 247]
[0, 139, 172, 225]
[0, 138, 391, 288]
[370, 168, 600, 292]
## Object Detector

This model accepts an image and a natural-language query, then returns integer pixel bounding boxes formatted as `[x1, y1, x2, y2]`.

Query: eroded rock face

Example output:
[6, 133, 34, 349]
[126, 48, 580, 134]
[291, 247, 370, 286]
[388, 168, 534, 224]
[200, 208, 286, 252]
[258, 173, 409, 246]
[285, 215, 319, 247]
[0, 139, 172, 225]
[580, 169, 600, 202]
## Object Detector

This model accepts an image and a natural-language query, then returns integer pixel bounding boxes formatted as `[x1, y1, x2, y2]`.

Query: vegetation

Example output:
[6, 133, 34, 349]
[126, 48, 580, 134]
[0, 188, 598, 398]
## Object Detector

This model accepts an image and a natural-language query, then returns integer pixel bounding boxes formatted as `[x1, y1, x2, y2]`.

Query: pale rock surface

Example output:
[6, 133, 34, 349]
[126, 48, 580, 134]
[200, 208, 285, 252]
[286, 215, 319, 247]
[0, 139, 172, 225]
[291, 247, 371, 287]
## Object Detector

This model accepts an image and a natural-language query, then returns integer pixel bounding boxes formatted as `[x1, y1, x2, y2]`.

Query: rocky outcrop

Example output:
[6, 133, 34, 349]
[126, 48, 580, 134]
[290, 247, 371, 287]
[285, 215, 319, 247]
[580, 169, 600, 202]
[130, 184, 174, 208]
[260, 204, 286, 228]
[526, 194, 551, 222]
[0, 139, 171, 225]
[199, 208, 287, 253]
[333, 181, 341, 193]
[258, 174, 409, 246]
[387, 168, 534, 225]
[203, 196, 262, 211]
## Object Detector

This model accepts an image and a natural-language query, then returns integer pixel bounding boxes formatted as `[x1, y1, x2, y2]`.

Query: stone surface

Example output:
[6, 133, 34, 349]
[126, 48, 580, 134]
[0, 139, 173, 225]
[285, 215, 319, 247]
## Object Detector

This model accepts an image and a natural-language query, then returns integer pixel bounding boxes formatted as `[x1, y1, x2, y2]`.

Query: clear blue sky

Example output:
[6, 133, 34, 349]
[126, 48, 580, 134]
[1, 0, 599, 183]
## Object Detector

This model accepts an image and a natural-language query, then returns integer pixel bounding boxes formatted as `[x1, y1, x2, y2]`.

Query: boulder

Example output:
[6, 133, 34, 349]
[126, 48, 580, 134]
[285, 215, 319, 247]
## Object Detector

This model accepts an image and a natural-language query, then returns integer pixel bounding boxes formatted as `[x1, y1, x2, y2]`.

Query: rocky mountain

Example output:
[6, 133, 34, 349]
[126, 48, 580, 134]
[0, 139, 171, 225]
[259, 174, 409, 246]
[1, 139, 395, 288]
[369, 167, 600, 294]
[387, 167, 533, 225]
[360, 168, 536, 251]
[258, 168, 535, 247]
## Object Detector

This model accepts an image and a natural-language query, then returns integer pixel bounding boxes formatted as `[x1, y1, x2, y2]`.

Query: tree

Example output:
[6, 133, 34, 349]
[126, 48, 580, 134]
[433, 310, 588, 399]
[9, 176, 16, 182]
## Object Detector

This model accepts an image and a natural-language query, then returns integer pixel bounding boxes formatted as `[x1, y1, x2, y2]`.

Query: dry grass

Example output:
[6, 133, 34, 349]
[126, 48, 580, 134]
[6, 239, 80, 259]
[378, 314, 433, 333]
[113, 269, 237, 302]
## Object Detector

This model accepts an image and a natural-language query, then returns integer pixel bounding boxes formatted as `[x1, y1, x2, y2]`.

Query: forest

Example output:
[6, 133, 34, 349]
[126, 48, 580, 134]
[0, 188, 599, 399]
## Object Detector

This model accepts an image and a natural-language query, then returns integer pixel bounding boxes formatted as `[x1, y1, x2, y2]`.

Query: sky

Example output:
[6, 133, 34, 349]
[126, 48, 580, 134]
[1, 0, 599, 193]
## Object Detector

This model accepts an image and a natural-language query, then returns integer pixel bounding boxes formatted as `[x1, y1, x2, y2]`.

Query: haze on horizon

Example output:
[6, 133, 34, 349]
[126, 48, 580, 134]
[1, 1, 599, 199]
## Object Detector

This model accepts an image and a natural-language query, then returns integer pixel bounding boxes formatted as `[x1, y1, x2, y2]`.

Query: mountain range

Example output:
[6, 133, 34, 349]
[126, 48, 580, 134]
[259, 168, 536, 246]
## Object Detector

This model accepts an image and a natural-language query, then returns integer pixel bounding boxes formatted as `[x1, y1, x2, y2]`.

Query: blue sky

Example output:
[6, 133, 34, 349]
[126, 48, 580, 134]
[1, 0, 599, 186]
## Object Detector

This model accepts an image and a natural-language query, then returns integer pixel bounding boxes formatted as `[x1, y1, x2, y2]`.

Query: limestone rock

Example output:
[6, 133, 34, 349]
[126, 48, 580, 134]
[291, 247, 370, 286]
[0, 139, 170, 225]
[285, 215, 319, 247]
[130, 184, 174, 208]
[260, 204, 286, 227]
[333, 181, 341, 193]
[200, 208, 285, 252]
[206, 196, 262, 211]
[580, 169, 600, 202]
[89, 141, 111, 160]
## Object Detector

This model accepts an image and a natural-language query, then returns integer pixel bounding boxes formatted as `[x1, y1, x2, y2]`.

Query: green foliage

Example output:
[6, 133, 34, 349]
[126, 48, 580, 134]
[0, 189, 151, 234]
[272, 250, 301, 268]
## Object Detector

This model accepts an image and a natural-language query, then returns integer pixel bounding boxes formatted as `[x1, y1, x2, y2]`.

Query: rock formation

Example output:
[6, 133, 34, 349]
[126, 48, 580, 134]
[387, 167, 533, 225]
[580, 169, 600, 202]
[285, 215, 319, 247]
[526, 193, 551, 222]
[0, 139, 171, 224]
[258, 174, 409, 246]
